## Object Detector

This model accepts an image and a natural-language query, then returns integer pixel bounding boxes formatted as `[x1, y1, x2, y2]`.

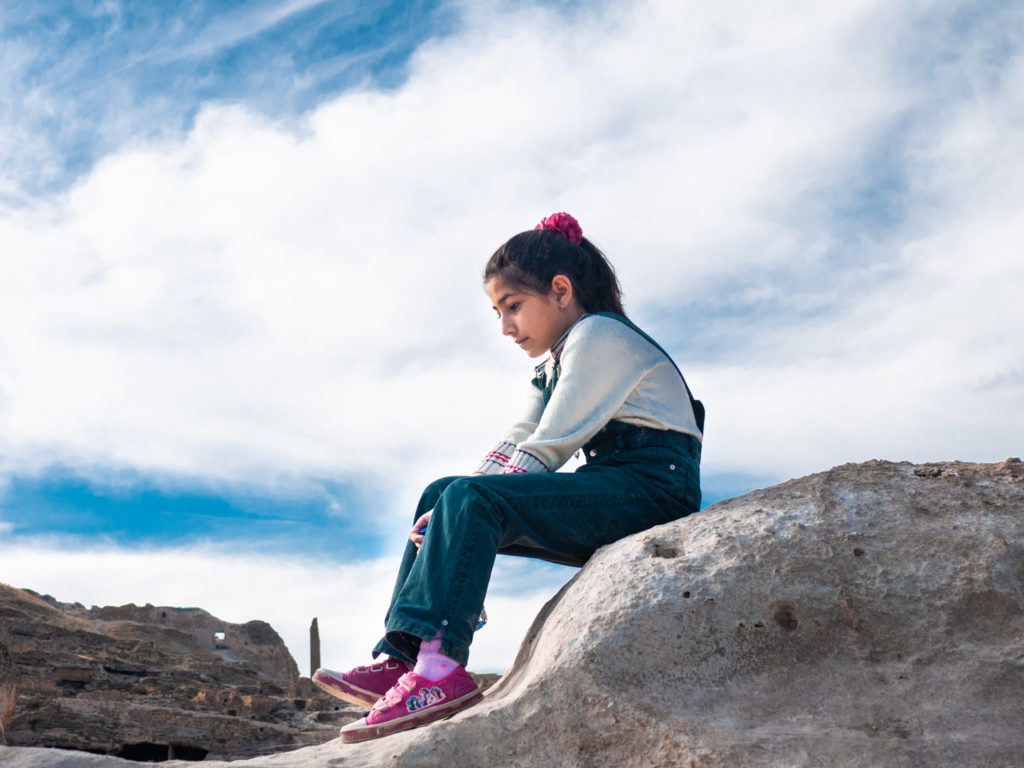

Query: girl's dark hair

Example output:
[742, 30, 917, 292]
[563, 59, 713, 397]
[483, 229, 625, 315]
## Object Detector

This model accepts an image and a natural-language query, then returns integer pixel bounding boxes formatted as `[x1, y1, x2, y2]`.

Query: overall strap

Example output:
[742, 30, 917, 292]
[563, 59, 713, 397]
[530, 358, 559, 406]
[593, 312, 705, 433]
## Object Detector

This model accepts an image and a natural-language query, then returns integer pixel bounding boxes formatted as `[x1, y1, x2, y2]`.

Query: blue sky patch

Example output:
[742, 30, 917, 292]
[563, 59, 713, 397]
[1, 467, 392, 559]
[1, 0, 455, 196]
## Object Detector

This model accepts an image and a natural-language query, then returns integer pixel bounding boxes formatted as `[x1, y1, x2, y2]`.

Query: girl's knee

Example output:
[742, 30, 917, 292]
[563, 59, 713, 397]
[436, 476, 502, 522]
[440, 475, 492, 500]
[415, 476, 464, 519]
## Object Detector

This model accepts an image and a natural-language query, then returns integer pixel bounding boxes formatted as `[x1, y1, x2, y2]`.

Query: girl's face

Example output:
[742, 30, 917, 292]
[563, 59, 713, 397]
[485, 276, 583, 358]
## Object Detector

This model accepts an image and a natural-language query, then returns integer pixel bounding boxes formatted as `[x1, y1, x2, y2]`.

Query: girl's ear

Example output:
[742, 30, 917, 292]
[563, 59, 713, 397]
[550, 274, 574, 306]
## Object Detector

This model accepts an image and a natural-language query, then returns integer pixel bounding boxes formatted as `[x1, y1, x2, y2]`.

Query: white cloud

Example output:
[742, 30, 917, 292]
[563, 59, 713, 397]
[695, 20, 1024, 478]
[1, 0, 1022, 512]
[0, 542, 568, 675]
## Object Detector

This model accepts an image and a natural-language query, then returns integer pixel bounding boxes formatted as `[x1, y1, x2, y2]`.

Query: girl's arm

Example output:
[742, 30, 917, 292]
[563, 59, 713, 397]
[473, 378, 545, 475]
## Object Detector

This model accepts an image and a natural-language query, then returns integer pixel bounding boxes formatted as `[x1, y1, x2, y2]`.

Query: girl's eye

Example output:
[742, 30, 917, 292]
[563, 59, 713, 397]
[508, 302, 520, 312]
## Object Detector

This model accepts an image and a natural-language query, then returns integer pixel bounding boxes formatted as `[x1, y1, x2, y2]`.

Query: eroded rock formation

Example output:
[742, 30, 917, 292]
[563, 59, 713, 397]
[1, 626, 15, 746]
[0, 589, 364, 760]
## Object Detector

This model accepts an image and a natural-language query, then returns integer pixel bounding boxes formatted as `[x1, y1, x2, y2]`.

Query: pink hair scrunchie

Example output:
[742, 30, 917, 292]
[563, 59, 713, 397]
[535, 212, 583, 246]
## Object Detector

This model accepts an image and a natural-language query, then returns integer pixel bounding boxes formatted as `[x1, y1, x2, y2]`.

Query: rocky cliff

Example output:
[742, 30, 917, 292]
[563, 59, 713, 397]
[0, 590, 365, 760]
[0, 625, 14, 747]
[1, 459, 1022, 767]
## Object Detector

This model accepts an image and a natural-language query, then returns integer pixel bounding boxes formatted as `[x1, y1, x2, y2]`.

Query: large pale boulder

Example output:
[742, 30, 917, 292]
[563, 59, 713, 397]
[1, 459, 1022, 767]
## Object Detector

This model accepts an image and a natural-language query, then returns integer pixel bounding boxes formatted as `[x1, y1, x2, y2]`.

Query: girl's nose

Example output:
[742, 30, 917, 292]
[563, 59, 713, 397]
[501, 316, 515, 336]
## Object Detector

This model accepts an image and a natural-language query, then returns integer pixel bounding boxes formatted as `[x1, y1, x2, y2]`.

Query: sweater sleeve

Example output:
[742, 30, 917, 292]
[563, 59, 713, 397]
[474, 377, 546, 475]
[501, 317, 646, 474]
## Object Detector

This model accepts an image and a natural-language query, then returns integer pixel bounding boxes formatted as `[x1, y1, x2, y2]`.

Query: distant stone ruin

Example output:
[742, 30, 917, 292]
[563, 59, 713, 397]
[54, 601, 301, 682]
[310, 617, 321, 676]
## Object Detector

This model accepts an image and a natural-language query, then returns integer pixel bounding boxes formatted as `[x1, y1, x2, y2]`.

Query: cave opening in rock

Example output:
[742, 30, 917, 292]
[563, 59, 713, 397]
[114, 742, 209, 762]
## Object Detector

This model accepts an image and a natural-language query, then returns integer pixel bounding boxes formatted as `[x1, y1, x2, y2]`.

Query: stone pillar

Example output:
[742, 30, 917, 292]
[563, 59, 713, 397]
[309, 618, 321, 676]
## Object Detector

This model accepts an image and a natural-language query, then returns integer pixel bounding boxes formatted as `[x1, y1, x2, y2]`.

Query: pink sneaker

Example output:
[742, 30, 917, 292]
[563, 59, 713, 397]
[339, 668, 482, 743]
[312, 659, 411, 708]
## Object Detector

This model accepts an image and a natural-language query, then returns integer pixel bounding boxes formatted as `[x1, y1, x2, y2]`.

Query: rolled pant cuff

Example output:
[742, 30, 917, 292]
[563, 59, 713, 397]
[374, 622, 471, 668]
[372, 634, 417, 665]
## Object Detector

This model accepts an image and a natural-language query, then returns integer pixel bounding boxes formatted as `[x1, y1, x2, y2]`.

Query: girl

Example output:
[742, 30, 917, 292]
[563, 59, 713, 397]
[314, 212, 703, 744]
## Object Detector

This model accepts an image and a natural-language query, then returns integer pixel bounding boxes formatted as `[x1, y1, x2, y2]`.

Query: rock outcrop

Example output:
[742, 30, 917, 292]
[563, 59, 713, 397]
[0, 590, 365, 760]
[2, 459, 1022, 767]
[56, 601, 301, 684]
[1, 626, 15, 746]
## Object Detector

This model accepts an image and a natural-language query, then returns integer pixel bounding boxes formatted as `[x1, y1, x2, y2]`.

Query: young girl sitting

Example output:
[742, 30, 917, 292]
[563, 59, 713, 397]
[314, 212, 704, 744]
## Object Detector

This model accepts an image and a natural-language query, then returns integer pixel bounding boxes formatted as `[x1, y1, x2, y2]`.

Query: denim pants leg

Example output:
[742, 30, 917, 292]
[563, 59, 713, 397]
[372, 426, 701, 667]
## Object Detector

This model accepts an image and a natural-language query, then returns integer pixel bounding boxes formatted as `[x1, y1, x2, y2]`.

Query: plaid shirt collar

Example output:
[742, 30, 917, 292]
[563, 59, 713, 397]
[533, 313, 591, 385]
[550, 312, 590, 363]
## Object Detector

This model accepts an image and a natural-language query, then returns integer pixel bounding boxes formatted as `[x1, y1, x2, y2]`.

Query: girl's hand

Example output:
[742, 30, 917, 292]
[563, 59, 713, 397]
[410, 510, 432, 549]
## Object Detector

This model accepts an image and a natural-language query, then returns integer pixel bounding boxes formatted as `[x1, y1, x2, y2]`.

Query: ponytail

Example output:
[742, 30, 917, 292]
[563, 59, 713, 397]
[483, 217, 625, 316]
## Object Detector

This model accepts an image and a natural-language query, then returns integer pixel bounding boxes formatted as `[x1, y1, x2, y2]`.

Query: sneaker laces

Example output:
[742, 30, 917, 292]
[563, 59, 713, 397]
[354, 660, 400, 675]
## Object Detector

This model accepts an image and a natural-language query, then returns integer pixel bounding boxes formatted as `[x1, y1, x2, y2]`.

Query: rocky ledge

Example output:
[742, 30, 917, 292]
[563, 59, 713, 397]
[2, 459, 1023, 767]
[0, 591, 365, 760]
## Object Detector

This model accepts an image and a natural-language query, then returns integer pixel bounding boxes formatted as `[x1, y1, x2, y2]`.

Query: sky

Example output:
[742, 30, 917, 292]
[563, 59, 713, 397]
[1, 0, 1022, 676]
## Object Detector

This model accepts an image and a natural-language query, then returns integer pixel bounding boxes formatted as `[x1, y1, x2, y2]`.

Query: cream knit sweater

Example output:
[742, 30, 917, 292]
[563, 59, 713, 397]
[476, 314, 702, 475]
